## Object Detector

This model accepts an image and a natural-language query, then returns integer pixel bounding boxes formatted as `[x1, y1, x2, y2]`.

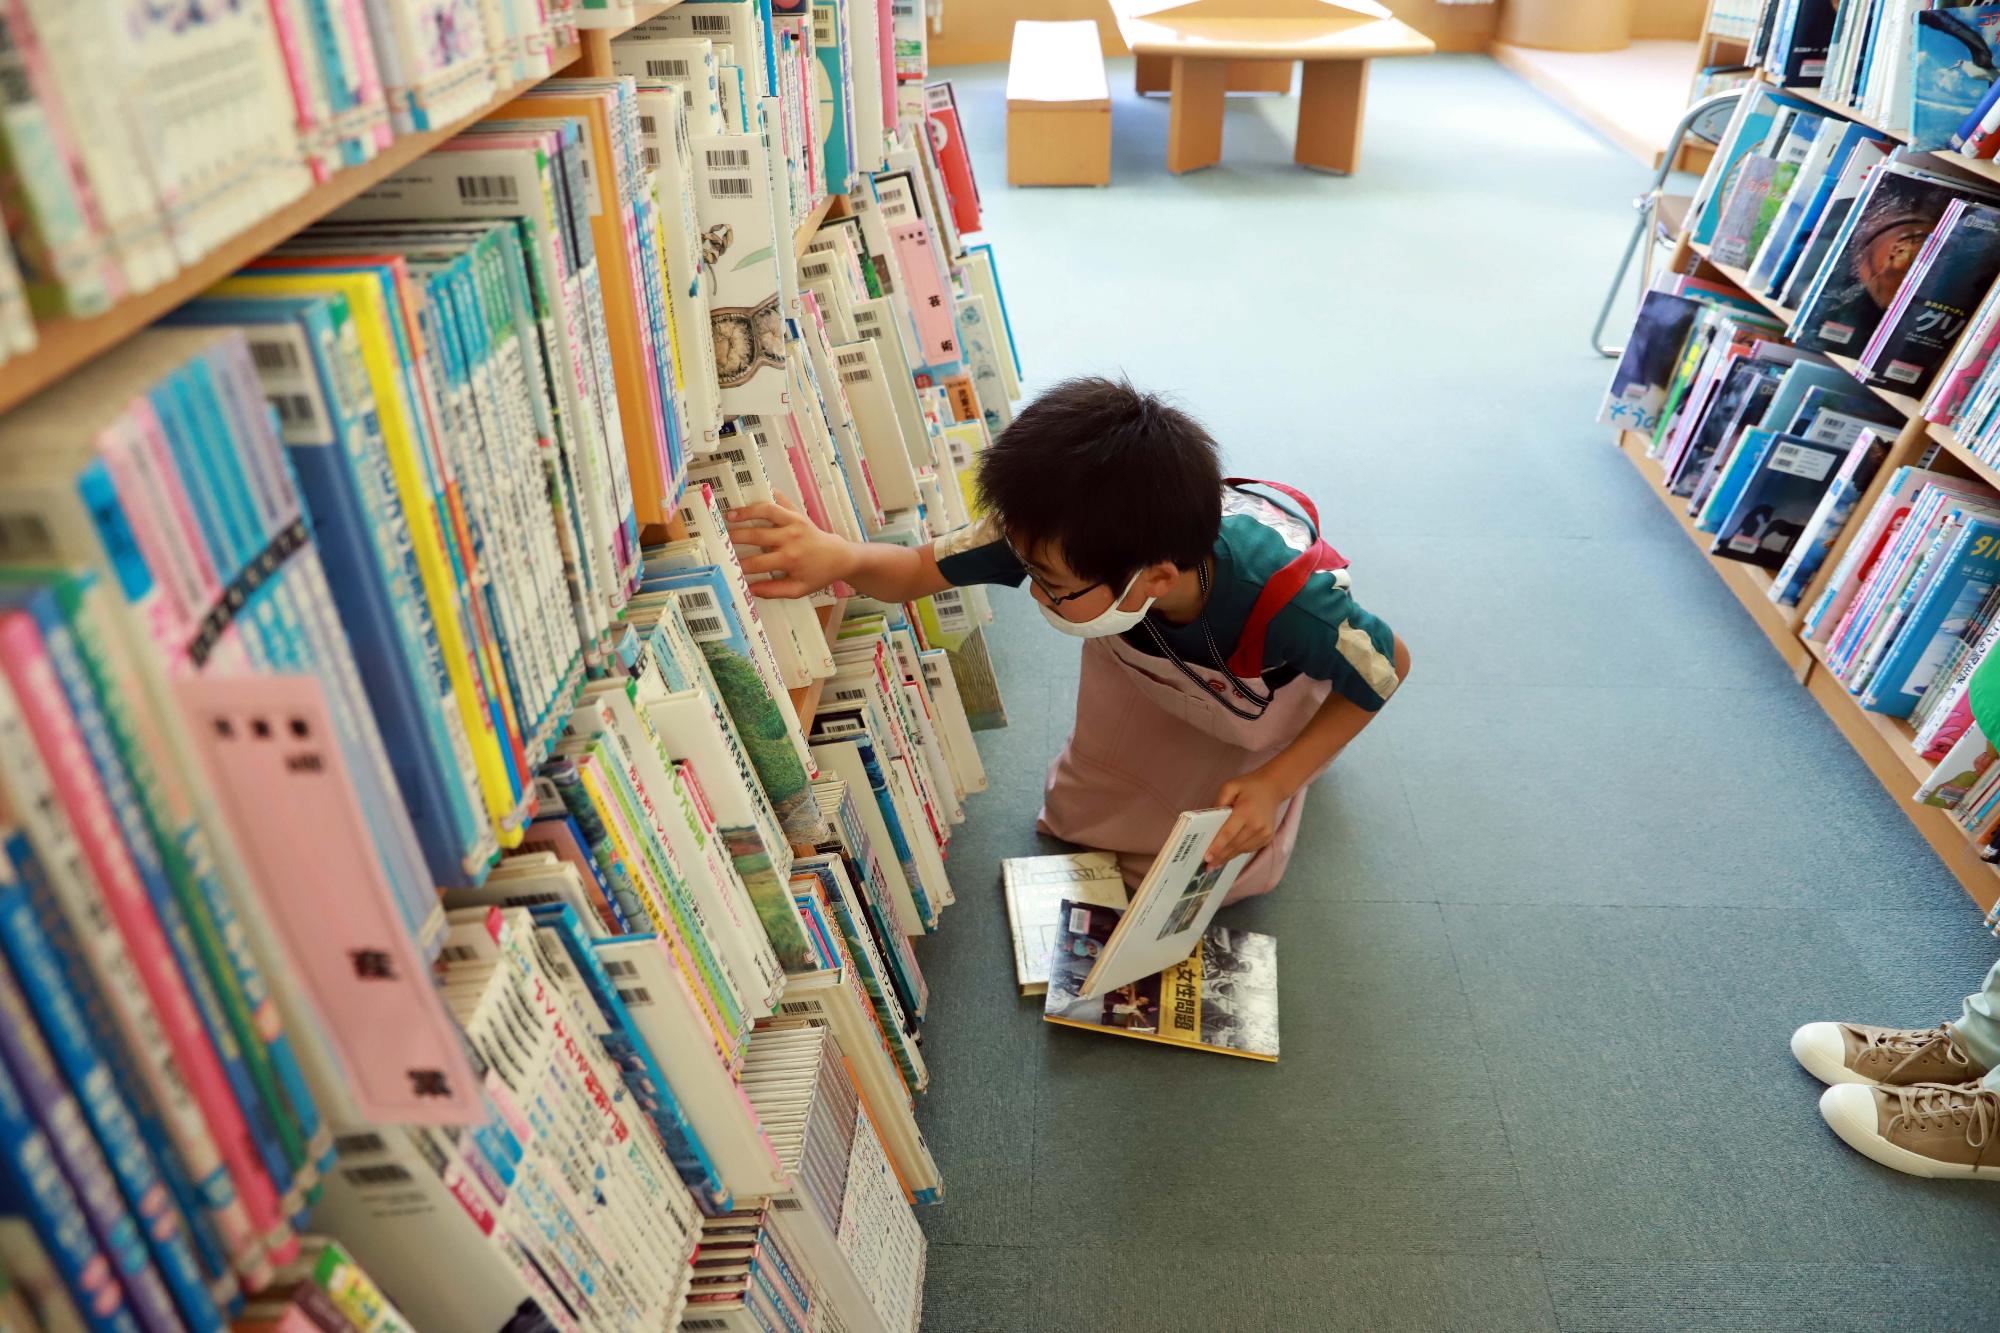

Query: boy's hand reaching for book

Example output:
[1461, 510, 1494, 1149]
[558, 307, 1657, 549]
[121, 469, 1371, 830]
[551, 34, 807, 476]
[728, 495, 852, 599]
[1209, 770, 1288, 867]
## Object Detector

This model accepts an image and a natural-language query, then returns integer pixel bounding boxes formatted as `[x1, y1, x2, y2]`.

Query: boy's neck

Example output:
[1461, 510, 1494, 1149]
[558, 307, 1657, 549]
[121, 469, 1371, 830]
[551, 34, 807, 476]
[1150, 559, 1210, 626]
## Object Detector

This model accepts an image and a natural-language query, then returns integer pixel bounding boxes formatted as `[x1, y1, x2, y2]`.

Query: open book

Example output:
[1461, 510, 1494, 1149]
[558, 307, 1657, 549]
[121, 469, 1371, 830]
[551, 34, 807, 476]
[1043, 900, 1279, 1062]
[1072, 808, 1249, 1001]
[1001, 851, 1129, 995]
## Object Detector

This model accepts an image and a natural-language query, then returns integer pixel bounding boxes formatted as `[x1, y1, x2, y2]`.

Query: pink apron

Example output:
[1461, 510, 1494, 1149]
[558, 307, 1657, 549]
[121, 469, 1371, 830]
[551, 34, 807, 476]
[1035, 480, 1346, 905]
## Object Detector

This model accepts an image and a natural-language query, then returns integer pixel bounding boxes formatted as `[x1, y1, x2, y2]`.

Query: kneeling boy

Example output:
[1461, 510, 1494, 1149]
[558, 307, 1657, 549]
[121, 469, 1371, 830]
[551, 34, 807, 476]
[727, 377, 1409, 901]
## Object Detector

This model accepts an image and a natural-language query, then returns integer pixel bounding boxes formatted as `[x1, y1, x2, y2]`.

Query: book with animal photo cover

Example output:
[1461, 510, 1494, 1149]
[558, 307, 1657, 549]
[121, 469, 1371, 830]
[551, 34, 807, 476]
[1859, 199, 2000, 392]
[1001, 852, 1129, 996]
[1069, 808, 1249, 1001]
[1912, 6, 2000, 150]
[1790, 165, 1990, 355]
[1044, 901, 1279, 1063]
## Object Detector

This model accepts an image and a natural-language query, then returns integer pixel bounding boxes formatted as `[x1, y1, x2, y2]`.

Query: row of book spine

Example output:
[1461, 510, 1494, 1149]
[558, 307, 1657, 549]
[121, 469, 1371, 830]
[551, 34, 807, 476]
[0, 0, 1008, 1329]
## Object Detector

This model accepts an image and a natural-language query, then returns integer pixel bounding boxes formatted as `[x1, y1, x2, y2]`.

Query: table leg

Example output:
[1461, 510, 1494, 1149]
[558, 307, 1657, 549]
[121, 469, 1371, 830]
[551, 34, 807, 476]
[1228, 60, 1294, 94]
[1295, 59, 1367, 174]
[1168, 57, 1227, 174]
[1136, 53, 1170, 95]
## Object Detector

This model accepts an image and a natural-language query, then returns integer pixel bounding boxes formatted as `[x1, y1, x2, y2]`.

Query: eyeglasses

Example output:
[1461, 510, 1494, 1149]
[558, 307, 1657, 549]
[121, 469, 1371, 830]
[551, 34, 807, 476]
[1003, 533, 1111, 611]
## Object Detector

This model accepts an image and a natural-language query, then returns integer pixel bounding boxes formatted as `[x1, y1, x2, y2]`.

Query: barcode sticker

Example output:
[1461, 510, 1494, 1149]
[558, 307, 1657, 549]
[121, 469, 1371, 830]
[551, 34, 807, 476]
[604, 958, 638, 978]
[678, 588, 719, 612]
[646, 58, 693, 77]
[684, 1322, 729, 1332]
[1069, 907, 1092, 933]
[836, 349, 869, 367]
[842, 368, 872, 383]
[780, 1000, 820, 1016]
[691, 13, 729, 30]
[686, 615, 727, 639]
[342, 1164, 413, 1187]
[439, 943, 481, 963]
[881, 196, 911, 220]
[1768, 443, 1836, 482]
[455, 174, 520, 204]
[250, 339, 304, 373]
[707, 177, 753, 198]
[269, 391, 325, 436]
[705, 147, 751, 169]
[772, 1196, 802, 1211]
[335, 1132, 388, 1156]
[617, 986, 653, 1006]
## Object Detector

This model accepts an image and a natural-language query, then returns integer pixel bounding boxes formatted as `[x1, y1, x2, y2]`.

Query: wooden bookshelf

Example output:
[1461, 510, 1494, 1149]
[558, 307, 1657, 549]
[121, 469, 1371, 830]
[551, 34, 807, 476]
[788, 597, 850, 728]
[0, 48, 600, 416]
[1616, 429, 1811, 677]
[1621, 72, 2000, 907]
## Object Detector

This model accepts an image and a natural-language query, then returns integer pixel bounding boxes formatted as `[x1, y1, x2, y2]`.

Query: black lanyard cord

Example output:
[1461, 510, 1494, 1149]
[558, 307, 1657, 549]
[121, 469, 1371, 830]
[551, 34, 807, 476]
[1137, 561, 1273, 722]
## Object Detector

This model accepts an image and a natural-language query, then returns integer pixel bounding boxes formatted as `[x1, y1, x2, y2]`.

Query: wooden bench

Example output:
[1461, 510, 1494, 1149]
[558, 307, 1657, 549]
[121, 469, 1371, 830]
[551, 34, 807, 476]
[1006, 20, 1112, 187]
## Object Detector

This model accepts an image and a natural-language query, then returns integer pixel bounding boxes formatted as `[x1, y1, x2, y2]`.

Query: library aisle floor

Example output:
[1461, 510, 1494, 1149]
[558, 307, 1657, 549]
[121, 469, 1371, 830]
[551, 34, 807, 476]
[909, 54, 2000, 1332]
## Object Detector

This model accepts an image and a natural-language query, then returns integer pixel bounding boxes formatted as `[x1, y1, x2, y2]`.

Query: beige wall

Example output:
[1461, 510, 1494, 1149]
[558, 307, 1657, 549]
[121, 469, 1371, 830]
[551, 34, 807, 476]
[927, 0, 1498, 65]
[1629, 0, 1707, 41]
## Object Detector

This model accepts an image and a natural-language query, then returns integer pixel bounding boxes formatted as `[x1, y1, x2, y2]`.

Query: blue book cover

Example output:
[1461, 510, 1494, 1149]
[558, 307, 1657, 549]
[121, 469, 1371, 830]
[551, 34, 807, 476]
[0, 844, 224, 1330]
[0, 586, 302, 1213]
[1697, 90, 1784, 246]
[0, 942, 186, 1333]
[812, 0, 854, 193]
[1869, 521, 2000, 714]
[1, 833, 238, 1313]
[165, 293, 489, 891]
[1782, 384, 1904, 442]
[1698, 427, 1782, 533]
[1764, 121, 1879, 297]
[1913, 8, 2000, 149]
[1772, 431, 1894, 605]
[525, 903, 730, 1213]
[0, 1032, 142, 1333]
[1665, 359, 1781, 498]
[1713, 433, 1849, 568]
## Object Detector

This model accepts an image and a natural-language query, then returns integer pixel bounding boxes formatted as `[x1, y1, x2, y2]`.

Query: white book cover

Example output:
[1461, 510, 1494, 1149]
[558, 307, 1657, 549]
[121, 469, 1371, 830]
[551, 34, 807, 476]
[833, 339, 922, 509]
[694, 129, 789, 415]
[851, 297, 932, 472]
[917, 649, 985, 795]
[1078, 808, 1250, 1000]
[618, 37, 727, 136]
[809, 740, 929, 934]
[1001, 852, 1127, 996]
[594, 935, 789, 1197]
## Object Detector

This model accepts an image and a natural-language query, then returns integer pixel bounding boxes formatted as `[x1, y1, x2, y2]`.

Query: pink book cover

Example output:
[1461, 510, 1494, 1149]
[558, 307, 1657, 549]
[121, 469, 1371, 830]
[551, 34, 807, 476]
[888, 220, 957, 367]
[1930, 317, 2000, 425]
[338, 0, 394, 152]
[776, 412, 835, 534]
[174, 674, 483, 1126]
[265, 0, 333, 182]
[1927, 693, 1978, 761]
[0, 614, 295, 1257]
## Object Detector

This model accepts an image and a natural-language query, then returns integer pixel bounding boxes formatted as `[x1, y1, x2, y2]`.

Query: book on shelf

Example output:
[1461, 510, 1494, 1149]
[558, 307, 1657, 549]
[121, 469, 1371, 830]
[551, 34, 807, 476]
[1000, 851, 1129, 997]
[0, 3, 1025, 1327]
[1043, 901, 1280, 1064]
[1912, 8, 2000, 150]
[1857, 200, 2000, 392]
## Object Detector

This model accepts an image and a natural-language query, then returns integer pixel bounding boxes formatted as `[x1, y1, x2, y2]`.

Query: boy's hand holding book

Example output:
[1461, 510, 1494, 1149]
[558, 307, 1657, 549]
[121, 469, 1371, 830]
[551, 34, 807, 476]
[1210, 768, 1289, 866]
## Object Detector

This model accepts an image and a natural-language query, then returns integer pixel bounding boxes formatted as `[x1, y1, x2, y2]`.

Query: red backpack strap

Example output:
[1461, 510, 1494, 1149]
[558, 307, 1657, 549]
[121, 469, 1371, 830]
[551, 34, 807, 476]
[1221, 479, 1349, 680]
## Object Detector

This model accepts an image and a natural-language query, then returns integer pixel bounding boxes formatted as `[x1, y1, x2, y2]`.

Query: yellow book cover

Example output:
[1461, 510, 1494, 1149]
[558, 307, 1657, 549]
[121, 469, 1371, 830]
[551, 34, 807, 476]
[213, 270, 527, 842]
[501, 86, 677, 526]
[1043, 900, 1279, 1062]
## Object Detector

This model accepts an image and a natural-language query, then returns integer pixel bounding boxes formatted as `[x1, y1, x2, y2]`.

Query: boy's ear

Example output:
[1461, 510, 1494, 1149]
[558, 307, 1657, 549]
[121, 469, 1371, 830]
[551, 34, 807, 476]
[1138, 562, 1181, 598]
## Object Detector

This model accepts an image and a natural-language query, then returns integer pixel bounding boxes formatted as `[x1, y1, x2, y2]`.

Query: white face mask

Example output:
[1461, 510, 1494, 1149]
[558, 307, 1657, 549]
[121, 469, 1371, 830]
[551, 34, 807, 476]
[1036, 570, 1155, 639]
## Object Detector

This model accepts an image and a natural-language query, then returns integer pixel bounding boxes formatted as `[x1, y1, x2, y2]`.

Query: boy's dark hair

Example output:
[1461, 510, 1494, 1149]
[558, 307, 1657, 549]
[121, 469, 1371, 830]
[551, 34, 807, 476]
[976, 376, 1222, 586]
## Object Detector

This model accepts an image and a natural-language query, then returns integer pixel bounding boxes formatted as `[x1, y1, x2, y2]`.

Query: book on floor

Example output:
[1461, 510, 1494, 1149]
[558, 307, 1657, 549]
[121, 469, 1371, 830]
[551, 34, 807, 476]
[1043, 901, 1279, 1063]
[999, 851, 1129, 996]
[1067, 808, 1249, 1002]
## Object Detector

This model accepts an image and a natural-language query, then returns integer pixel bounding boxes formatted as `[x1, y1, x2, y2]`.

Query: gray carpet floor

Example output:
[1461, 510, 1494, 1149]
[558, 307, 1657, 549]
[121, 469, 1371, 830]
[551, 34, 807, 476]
[906, 53, 2000, 1332]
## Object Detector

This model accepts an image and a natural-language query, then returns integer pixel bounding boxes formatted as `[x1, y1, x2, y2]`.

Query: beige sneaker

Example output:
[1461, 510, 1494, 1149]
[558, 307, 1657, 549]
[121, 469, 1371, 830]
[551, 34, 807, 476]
[1819, 1083, 2000, 1179]
[1789, 1022, 1987, 1087]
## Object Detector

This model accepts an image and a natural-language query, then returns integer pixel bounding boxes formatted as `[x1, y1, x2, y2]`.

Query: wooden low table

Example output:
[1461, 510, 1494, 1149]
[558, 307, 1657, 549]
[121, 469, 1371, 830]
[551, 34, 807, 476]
[1108, 0, 1436, 175]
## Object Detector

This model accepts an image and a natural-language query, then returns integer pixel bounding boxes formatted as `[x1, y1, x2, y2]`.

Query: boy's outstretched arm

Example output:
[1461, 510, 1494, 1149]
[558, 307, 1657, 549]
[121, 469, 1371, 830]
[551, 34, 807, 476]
[728, 495, 953, 604]
[1206, 634, 1413, 867]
